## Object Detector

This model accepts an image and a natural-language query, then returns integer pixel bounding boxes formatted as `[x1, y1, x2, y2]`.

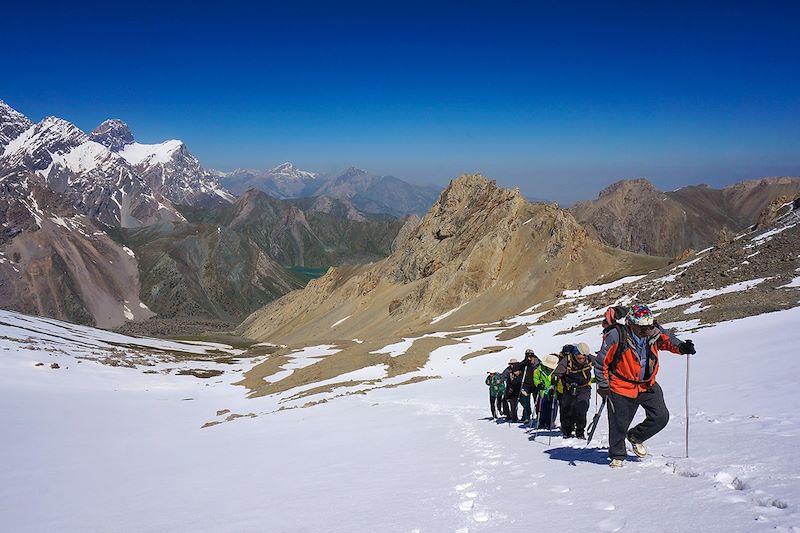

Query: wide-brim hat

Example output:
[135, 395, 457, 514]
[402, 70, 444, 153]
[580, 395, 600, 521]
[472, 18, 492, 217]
[488, 368, 497, 373]
[508, 358, 519, 364]
[542, 354, 559, 369]
[575, 342, 592, 356]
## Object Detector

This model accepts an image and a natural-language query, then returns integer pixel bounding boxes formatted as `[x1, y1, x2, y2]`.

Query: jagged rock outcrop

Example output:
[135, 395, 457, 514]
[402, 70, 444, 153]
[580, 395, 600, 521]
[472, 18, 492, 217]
[0, 100, 33, 149]
[754, 195, 799, 230]
[238, 174, 664, 345]
[90, 119, 134, 152]
[571, 177, 800, 256]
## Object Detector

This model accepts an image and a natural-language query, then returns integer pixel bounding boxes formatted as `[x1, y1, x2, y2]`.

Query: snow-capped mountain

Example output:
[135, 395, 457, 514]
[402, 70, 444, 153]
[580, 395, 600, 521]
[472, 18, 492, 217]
[0, 112, 183, 228]
[217, 161, 318, 199]
[0, 100, 33, 149]
[90, 119, 235, 208]
[218, 163, 441, 216]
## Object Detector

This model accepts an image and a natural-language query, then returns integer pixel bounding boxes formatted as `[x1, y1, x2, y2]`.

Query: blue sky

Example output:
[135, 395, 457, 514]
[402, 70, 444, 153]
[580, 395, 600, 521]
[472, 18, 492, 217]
[2, 1, 799, 204]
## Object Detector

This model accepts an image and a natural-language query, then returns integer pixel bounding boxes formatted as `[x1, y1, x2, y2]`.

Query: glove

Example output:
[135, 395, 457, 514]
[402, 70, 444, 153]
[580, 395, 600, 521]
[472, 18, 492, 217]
[679, 340, 696, 355]
[597, 387, 610, 399]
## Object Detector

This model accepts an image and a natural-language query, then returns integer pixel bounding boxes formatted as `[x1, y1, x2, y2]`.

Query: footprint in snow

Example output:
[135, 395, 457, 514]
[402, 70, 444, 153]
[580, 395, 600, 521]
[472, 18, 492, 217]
[459, 500, 474, 512]
[465, 491, 478, 498]
[597, 517, 626, 531]
[592, 501, 616, 511]
[549, 485, 570, 494]
[472, 511, 489, 523]
[455, 482, 473, 491]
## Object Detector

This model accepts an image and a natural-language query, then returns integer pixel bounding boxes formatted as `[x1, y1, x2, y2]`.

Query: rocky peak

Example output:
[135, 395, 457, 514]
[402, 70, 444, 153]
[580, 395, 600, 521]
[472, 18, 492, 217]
[90, 119, 134, 152]
[597, 178, 661, 199]
[754, 194, 799, 230]
[268, 161, 317, 180]
[0, 100, 33, 149]
[388, 173, 526, 282]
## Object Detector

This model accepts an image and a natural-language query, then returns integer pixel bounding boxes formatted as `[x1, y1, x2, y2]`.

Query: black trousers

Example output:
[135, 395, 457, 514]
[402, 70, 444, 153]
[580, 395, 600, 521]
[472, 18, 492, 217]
[607, 382, 670, 460]
[489, 394, 504, 418]
[537, 393, 558, 429]
[504, 393, 519, 422]
[560, 389, 591, 437]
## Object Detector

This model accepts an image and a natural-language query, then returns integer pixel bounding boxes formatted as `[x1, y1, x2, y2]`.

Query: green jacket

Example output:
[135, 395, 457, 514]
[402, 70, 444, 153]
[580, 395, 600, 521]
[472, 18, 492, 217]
[485, 373, 506, 396]
[533, 366, 562, 394]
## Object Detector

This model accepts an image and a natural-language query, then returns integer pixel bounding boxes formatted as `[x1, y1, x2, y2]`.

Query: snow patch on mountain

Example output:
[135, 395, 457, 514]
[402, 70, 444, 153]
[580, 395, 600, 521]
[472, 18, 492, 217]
[119, 140, 183, 166]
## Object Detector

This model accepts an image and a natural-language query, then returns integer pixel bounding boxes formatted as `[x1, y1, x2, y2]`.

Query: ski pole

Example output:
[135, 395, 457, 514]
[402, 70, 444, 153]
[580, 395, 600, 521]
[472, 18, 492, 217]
[685, 353, 690, 458]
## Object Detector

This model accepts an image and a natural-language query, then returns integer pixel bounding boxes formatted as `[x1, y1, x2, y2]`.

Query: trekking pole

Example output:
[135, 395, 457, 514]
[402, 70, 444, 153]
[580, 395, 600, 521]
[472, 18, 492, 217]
[547, 390, 557, 445]
[685, 353, 690, 458]
[585, 397, 607, 446]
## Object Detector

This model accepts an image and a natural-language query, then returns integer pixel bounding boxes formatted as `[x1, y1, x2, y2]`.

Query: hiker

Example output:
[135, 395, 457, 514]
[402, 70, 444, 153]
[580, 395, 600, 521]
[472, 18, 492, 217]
[485, 369, 506, 419]
[594, 304, 696, 468]
[533, 354, 561, 430]
[516, 349, 540, 423]
[502, 358, 522, 422]
[558, 344, 574, 361]
[553, 342, 594, 438]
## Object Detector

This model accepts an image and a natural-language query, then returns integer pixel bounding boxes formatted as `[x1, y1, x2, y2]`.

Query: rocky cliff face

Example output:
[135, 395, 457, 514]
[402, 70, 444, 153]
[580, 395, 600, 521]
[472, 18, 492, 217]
[0, 172, 153, 327]
[571, 177, 800, 256]
[238, 174, 663, 345]
[0, 100, 33, 149]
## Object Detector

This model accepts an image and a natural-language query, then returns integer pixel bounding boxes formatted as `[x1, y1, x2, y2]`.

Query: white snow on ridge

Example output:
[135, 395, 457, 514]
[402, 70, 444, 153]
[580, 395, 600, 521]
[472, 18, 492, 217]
[119, 140, 182, 165]
[562, 275, 645, 298]
[650, 278, 769, 311]
[431, 303, 467, 324]
[330, 315, 351, 328]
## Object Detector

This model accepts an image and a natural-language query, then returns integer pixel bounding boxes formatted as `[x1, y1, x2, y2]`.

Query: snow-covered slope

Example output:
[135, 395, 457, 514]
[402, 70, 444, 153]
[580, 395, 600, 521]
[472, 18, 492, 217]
[91, 119, 235, 208]
[1, 211, 798, 531]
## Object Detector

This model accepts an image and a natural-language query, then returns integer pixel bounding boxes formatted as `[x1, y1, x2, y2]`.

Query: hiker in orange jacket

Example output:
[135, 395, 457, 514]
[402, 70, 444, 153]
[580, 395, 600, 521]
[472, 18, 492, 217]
[593, 304, 696, 468]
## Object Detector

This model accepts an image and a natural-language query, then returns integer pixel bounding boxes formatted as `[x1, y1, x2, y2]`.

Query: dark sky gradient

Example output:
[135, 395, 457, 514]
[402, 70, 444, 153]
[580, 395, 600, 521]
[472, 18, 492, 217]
[3, 1, 799, 204]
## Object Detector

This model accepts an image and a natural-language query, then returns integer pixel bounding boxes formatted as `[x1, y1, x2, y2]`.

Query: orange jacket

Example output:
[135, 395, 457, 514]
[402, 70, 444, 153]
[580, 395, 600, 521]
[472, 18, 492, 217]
[593, 325, 683, 398]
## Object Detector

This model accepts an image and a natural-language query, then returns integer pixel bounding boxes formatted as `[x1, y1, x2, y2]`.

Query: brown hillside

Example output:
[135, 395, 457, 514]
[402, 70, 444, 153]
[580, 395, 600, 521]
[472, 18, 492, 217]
[571, 176, 800, 256]
[238, 174, 665, 346]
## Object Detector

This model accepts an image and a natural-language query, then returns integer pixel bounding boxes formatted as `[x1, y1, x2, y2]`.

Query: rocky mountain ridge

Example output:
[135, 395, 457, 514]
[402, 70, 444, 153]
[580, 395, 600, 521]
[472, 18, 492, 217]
[238, 174, 665, 345]
[571, 177, 800, 256]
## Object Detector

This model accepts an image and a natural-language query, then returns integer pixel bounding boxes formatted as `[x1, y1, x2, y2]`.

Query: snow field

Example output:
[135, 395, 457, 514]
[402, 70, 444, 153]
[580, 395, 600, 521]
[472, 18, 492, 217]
[1, 302, 799, 531]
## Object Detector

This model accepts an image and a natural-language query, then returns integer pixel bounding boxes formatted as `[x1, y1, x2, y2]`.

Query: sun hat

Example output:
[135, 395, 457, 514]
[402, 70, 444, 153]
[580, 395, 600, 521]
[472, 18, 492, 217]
[542, 354, 559, 369]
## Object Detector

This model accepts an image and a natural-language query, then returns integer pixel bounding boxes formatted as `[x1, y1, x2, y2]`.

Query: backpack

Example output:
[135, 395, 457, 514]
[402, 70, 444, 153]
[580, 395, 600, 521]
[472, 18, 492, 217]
[601, 306, 661, 386]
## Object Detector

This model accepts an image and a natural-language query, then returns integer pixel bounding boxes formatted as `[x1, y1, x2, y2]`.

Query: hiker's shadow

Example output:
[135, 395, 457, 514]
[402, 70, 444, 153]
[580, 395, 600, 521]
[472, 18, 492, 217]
[543, 446, 609, 466]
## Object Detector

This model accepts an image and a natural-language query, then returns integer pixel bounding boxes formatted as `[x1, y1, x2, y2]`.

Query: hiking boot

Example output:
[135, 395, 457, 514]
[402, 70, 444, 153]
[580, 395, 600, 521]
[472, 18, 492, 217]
[627, 433, 647, 457]
[609, 459, 624, 469]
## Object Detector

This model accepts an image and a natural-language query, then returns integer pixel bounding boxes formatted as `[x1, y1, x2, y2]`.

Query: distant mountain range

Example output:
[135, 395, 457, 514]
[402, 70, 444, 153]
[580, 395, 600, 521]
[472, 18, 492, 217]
[216, 164, 442, 217]
[0, 100, 408, 328]
[571, 177, 800, 256]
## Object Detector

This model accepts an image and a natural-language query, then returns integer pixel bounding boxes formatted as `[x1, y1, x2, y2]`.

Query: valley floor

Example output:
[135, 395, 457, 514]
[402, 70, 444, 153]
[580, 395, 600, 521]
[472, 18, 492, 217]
[1, 307, 799, 532]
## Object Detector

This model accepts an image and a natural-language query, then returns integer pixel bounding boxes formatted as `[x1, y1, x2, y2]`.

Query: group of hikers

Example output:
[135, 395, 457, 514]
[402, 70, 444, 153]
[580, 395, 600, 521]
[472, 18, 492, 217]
[484, 304, 697, 468]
